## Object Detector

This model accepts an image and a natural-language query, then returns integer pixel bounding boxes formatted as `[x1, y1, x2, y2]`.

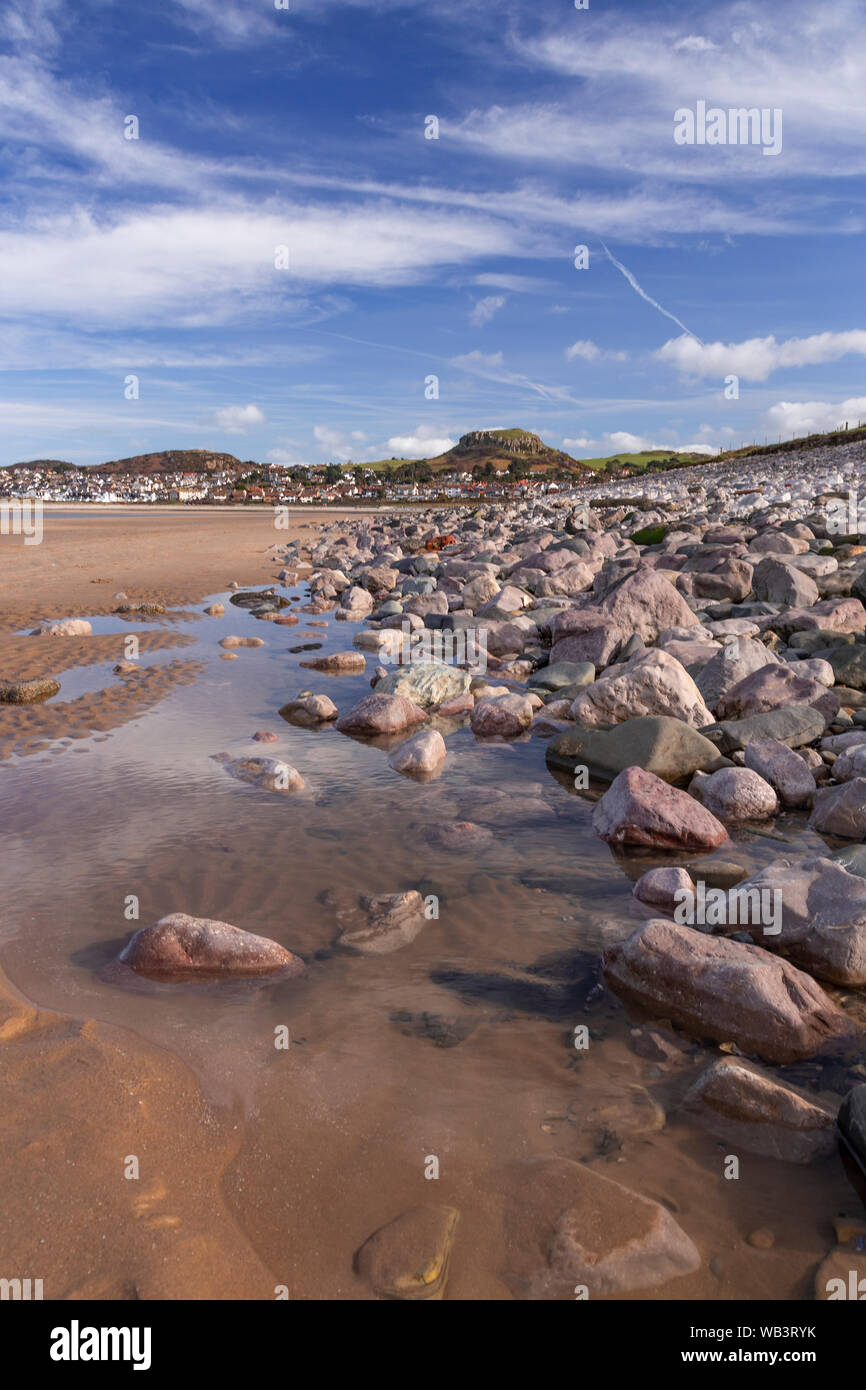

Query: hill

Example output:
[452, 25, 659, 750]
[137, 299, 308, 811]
[5, 459, 76, 471]
[95, 449, 246, 476]
[415, 427, 588, 476]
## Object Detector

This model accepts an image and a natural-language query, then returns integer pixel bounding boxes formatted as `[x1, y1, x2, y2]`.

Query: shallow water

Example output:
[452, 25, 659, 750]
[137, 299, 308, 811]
[1, 581, 862, 1299]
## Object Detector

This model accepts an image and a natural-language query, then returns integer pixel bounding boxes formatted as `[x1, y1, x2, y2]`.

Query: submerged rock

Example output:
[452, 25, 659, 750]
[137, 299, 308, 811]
[119, 913, 304, 980]
[212, 753, 305, 793]
[603, 918, 858, 1063]
[355, 1205, 458, 1300]
[502, 1156, 700, 1299]
[683, 1057, 837, 1162]
[337, 891, 429, 954]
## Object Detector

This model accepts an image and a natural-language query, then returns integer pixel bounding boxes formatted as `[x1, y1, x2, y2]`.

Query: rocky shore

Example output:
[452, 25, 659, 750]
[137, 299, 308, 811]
[242, 436, 866, 1296]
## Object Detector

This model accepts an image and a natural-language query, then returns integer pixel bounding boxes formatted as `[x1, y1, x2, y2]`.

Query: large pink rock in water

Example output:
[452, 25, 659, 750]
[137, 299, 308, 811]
[603, 919, 858, 1064]
[593, 767, 728, 850]
[120, 914, 304, 980]
[335, 692, 427, 737]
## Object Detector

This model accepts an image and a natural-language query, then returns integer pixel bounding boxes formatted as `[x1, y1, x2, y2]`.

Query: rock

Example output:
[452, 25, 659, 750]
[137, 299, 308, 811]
[0, 676, 60, 703]
[113, 601, 167, 616]
[471, 693, 535, 738]
[339, 585, 374, 615]
[119, 913, 304, 980]
[683, 1057, 837, 1162]
[572, 649, 713, 730]
[531, 661, 595, 692]
[278, 692, 339, 726]
[815, 1248, 866, 1301]
[717, 663, 839, 726]
[376, 663, 471, 709]
[830, 843, 866, 877]
[30, 618, 92, 637]
[113, 660, 139, 675]
[221, 652, 238, 661]
[503, 1156, 700, 1298]
[603, 918, 858, 1063]
[436, 692, 474, 717]
[702, 704, 826, 752]
[729, 856, 866, 984]
[212, 753, 305, 793]
[298, 650, 365, 673]
[633, 866, 694, 915]
[593, 767, 729, 850]
[597, 567, 702, 643]
[838, 1084, 866, 1178]
[356, 1204, 458, 1300]
[219, 635, 265, 649]
[335, 693, 427, 737]
[752, 557, 819, 607]
[695, 636, 779, 710]
[825, 645, 866, 690]
[204, 603, 225, 617]
[388, 729, 447, 775]
[675, 857, 747, 888]
[810, 778, 866, 839]
[744, 737, 816, 807]
[747, 1228, 775, 1250]
[416, 821, 493, 853]
[337, 891, 428, 955]
[546, 715, 726, 784]
[690, 766, 778, 822]
[251, 730, 278, 743]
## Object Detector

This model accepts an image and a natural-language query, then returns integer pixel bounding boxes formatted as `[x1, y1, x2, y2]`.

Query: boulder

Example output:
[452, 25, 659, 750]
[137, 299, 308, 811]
[723, 856, 866, 985]
[546, 716, 726, 784]
[744, 737, 816, 807]
[388, 729, 447, 775]
[716, 664, 839, 725]
[695, 636, 779, 711]
[30, 618, 92, 637]
[335, 693, 427, 737]
[633, 866, 694, 915]
[502, 1156, 700, 1299]
[337, 891, 429, 954]
[471, 693, 534, 738]
[810, 778, 866, 840]
[752, 557, 819, 607]
[593, 767, 729, 850]
[603, 918, 858, 1063]
[298, 651, 365, 674]
[355, 1205, 458, 1300]
[376, 663, 471, 709]
[212, 754, 305, 793]
[683, 1058, 837, 1162]
[0, 676, 60, 703]
[572, 649, 713, 730]
[278, 692, 338, 726]
[690, 767, 778, 822]
[119, 913, 304, 980]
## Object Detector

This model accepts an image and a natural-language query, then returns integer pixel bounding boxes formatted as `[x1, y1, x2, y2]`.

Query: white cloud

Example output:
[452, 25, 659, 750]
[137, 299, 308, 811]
[475, 273, 550, 292]
[313, 424, 370, 461]
[470, 294, 506, 326]
[211, 404, 266, 433]
[562, 436, 595, 450]
[764, 397, 866, 437]
[386, 426, 455, 457]
[565, 339, 628, 362]
[656, 330, 866, 381]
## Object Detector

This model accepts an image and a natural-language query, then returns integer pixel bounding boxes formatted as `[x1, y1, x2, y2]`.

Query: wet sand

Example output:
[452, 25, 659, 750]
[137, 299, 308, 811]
[0, 510, 861, 1301]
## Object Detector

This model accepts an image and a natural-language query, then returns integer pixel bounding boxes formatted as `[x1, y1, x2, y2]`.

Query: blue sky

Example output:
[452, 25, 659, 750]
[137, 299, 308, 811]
[1, 0, 865, 467]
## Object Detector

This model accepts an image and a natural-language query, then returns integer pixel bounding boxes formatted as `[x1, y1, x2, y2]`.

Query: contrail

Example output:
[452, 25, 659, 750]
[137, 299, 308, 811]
[600, 241, 702, 344]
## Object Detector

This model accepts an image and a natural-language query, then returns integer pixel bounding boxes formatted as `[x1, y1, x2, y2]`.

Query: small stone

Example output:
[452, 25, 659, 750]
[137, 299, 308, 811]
[355, 1205, 458, 1300]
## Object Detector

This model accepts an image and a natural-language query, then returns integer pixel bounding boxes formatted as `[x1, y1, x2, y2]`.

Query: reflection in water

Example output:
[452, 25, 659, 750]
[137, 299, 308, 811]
[0, 583, 859, 1299]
